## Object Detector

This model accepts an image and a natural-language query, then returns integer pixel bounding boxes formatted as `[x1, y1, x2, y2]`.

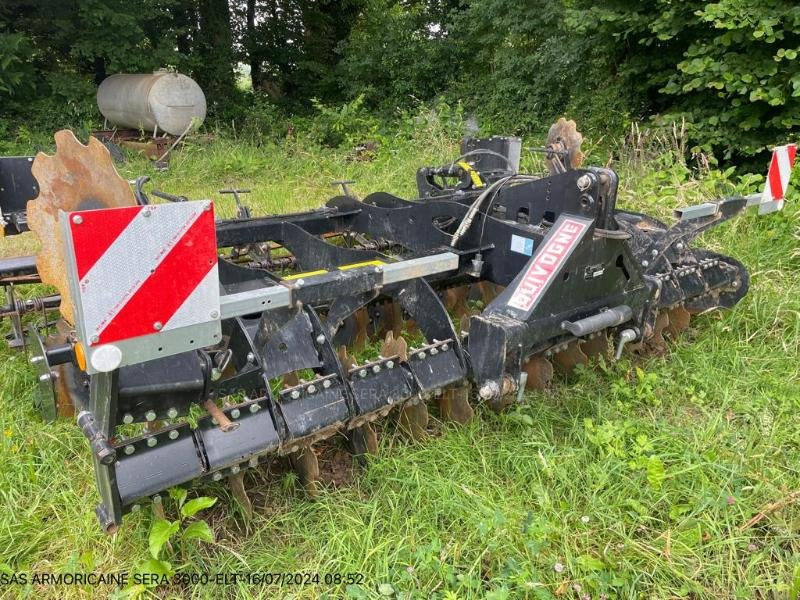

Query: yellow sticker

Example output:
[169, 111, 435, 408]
[338, 260, 386, 271]
[457, 161, 485, 188]
[283, 269, 328, 281]
[282, 259, 387, 281]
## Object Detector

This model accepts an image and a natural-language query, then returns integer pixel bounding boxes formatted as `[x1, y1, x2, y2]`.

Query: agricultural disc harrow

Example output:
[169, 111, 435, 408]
[0, 124, 795, 532]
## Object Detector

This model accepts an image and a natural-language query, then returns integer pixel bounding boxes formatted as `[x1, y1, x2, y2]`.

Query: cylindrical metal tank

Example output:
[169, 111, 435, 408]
[97, 72, 206, 136]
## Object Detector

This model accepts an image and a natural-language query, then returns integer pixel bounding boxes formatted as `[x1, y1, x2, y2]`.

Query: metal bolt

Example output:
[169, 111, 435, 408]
[676, 242, 685, 251]
[167, 407, 178, 419]
[246, 352, 256, 364]
[430, 347, 439, 355]
[203, 202, 212, 211]
[323, 379, 332, 388]
[231, 465, 240, 475]
[290, 390, 300, 399]
[72, 214, 83, 224]
[316, 334, 325, 345]
[641, 260, 649, 268]
[230, 408, 241, 419]
[442, 343, 449, 351]
[123, 413, 134, 424]
[418, 351, 426, 359]
[307, 384, 316, 394]
[147, 437, 158, 447]
[142, 208, 152, 218]
[372, 364, 381, 373]
[168, 430, 179, 440]
[90, 335, 99, 344]
[212, 472, 223, 481]
[210, 310, 220, 319]
[30, 355, 44, 365]
[145, 410, 156, 422]
[295, 278, 305, 287]
[249, 403, 260, 413]
[359, 369, 367, 378]
[38, 372, 52, 383]
[731, 280, 739, 289]
[576, 174, 592, 191]
[124, 445, 135, 455]
[386, 360, 394, 369]
[651, 249, 658, 257]
[153, 321, 163, 331]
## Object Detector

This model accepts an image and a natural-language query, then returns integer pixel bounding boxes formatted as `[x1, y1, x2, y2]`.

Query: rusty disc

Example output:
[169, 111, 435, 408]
[371, 300, 403, 339]
[228, 470, 253, 518]
[580, 331, 610, 361]
[545, 118, 584, 174]
[28, 130, 137, 323]
[337, 346, 356, 371]
[522, 354, 554, 390]
[444, 285, 470, 314]
[352, 308, 369, 351]
[399, 401, 428, 439]
[380, 331, 408, 362]
[552, 340, 589, 375]
[476, 282, 502, 305]
[289, 446, 320, 498]
[665, 306, 691, 338]
[439, 383, 474, 424]
[350, 422, 379, 455]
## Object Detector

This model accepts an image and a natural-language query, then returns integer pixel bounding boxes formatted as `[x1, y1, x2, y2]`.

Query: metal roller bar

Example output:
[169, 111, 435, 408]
[676, 194, 763, 221]
[380, 252, 459, 285]
[219, 286, 292, 319]
[219, 252, 459, 320]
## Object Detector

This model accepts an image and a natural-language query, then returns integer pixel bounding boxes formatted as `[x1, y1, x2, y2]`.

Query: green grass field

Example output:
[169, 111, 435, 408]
[0, 125, 798, 599]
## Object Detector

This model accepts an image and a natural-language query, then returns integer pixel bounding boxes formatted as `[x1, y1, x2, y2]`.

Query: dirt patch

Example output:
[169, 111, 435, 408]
[316, 441, 357, 489]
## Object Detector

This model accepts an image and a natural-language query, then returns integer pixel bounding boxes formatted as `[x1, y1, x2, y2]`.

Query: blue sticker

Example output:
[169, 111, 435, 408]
[510, 234, 534, 256]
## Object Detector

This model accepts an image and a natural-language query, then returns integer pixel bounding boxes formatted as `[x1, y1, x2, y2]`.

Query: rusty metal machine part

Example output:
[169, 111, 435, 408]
[545, 117, 584, 174]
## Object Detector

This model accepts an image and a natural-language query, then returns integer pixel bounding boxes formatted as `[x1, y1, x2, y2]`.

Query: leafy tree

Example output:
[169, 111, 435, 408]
[660, 1, 800, 158]
[568, 0, 800, 159]
[338, 0, 455, 109]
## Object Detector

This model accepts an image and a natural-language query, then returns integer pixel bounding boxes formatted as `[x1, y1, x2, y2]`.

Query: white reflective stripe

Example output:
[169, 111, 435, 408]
[163, 264, 220, 331]
[80, 202, 206, 339]
[776, 146, 792, 197]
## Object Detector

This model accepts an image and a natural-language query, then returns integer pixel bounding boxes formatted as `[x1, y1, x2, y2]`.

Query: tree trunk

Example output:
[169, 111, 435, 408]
[173, 0, 196, 57]
[246, 0, 262, 90]
[92, 55, 107, 85]
[197, 0, 235, 102]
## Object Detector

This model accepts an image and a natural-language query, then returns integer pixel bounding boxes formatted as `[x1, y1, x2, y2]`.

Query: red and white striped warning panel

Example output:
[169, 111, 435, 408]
[63, 201, 220, 371]
[760, 143, 796, 214]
